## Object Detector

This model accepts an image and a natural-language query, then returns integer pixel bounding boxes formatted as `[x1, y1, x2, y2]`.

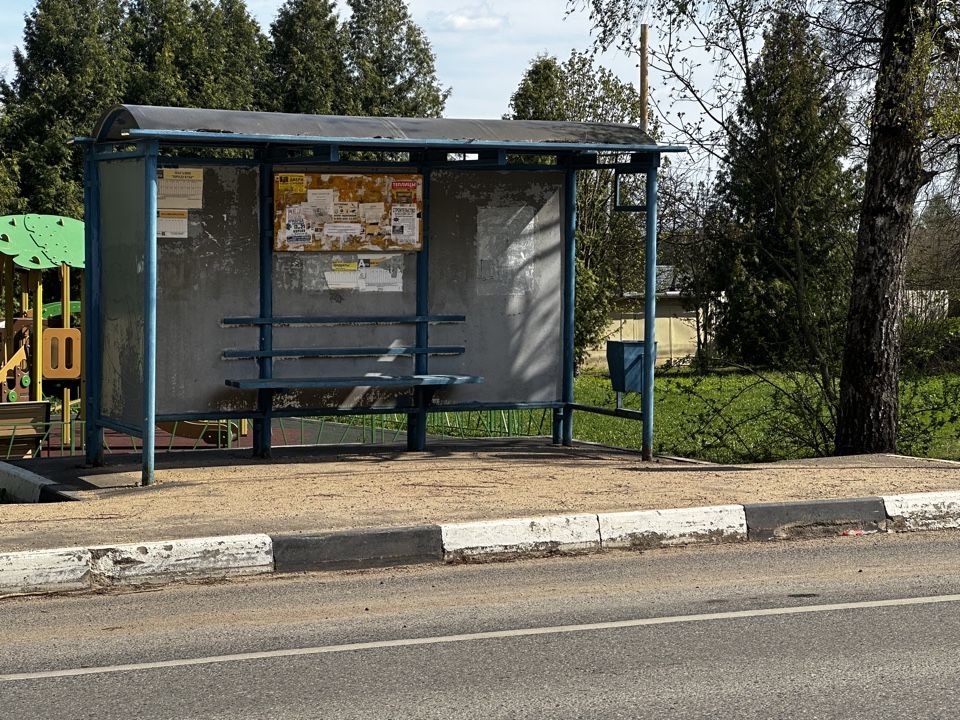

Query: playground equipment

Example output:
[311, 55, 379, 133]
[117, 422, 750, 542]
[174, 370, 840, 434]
[0, 214, 83, 453]
[0, 213, 242, 457]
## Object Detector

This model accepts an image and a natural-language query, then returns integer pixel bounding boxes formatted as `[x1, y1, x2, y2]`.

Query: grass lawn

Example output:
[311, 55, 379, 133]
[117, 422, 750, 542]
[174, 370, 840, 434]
[572, 370, 960, 463]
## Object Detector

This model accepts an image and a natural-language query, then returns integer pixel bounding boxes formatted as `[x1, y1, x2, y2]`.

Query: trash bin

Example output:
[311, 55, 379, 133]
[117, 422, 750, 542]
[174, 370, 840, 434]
[606, 340, 655, 394]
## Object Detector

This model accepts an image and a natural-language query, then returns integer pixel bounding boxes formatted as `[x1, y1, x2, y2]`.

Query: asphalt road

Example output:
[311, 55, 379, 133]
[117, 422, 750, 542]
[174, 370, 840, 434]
[3, 531, 960, 719]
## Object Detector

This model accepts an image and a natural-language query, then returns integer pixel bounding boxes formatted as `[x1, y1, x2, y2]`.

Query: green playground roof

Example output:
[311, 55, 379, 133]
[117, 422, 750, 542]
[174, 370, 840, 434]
[0, 215, 84, 270]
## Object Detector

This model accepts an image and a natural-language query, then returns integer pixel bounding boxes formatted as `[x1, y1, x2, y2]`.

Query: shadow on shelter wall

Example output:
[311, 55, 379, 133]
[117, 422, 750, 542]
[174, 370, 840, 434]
[428, 170, 564, 405]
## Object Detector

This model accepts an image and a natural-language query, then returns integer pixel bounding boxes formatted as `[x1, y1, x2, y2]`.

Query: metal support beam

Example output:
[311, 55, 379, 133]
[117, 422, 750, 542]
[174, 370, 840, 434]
[253, 153, 274, 458]
[141, 140, 159, 486]
[559, 166, 577, 446]
[408, 170, 431, 451]
[83, 147, 104, 465]
[641, 156, 660, 460]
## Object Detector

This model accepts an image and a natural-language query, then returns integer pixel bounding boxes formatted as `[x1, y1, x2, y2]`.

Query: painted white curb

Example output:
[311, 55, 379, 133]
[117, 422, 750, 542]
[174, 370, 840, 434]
[0, 535, 273, 596]
[441, 514, 601, 559]
[599, 505, 747, 548]
[0, 547, 92, 595]
[88, 535, 274, 584]
[0, 461, 59, 503]
[883, 491, 960, 531]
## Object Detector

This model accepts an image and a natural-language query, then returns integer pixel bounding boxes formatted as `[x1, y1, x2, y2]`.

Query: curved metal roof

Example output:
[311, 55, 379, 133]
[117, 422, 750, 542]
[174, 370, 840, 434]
[93, 105, 679, 153]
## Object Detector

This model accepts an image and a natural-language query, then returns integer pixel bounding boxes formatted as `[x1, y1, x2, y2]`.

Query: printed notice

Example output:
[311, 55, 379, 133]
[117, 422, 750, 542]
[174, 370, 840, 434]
[390, 205, 418, 245]
[323, 254, 404, 292]
[284, 206, 312, 245]
[157, 209, 188, 238]
[158, 168, 203, 209]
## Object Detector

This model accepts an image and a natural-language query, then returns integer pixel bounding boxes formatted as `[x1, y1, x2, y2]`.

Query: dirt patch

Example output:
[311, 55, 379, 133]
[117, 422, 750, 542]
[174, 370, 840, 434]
[1, 440, 958, 552]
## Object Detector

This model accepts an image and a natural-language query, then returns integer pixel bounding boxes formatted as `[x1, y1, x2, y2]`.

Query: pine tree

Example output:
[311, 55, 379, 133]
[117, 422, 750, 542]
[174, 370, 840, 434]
[124, 0, 196, 107]
[125, 0, 267, 110]
[506, 55, 567, 122]
[343, 0, 449, 117]
[0, 0, 128, 216]
[709, 12, 858, 372]
[268, 0, 348, 115]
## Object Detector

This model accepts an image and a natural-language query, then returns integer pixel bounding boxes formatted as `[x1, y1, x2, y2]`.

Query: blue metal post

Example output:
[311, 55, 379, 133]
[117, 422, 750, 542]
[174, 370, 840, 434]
[408, 170, 430, 451]
[641, 157, 660, 460]
[560, 166, 577, 446]
[83, 145, 104, 465]
[142, 141, 159, 485]
[254, 154, 274, 457]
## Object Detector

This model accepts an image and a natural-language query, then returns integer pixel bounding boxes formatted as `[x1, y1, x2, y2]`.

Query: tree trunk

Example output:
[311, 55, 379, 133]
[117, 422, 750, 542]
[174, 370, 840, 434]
[834, 0, 935, 455]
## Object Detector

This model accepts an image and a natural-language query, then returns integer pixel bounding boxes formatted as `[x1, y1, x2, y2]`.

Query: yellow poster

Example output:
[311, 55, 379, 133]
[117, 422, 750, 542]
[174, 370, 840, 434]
[276, 173, 307, 194]
[274, 173, 423, 252]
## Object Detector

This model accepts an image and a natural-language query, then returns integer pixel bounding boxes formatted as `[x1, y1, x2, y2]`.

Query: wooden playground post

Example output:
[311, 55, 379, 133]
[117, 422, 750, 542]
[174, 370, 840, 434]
[78, 272, 85, 430]
[3, 257, 12, 362]
[61, 263, 71, 441]
[31, 270, 42, 402]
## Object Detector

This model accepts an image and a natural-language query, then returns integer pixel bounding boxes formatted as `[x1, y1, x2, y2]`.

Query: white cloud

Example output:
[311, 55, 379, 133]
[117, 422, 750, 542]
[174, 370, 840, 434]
[440, 4, 507, 32]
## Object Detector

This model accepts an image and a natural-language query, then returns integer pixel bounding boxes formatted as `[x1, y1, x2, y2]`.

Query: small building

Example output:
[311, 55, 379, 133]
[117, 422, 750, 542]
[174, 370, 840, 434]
[586, 265, 701, 367]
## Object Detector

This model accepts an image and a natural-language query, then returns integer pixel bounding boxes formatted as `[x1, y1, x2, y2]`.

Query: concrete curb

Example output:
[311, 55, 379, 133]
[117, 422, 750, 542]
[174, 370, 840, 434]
[441, 514, 601, 561]
[3, 490, 960, 597]
[272, 525, 443, 572]
[0, 462, 75, 503]
[883, 491, 960, 531]
[744, 497, 887, 540]
[0, 535, 273, 596]
[599, 505, 747, 549]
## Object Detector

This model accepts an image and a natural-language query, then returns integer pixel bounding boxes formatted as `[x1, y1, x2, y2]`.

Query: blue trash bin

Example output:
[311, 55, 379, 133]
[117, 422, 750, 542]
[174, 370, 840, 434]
[606, 340, 655, 394]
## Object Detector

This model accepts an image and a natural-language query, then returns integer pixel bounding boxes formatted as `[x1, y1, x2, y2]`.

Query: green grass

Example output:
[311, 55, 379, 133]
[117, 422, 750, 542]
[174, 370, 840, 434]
[574, 371, 789, 463]
[572, 370, 960, 463]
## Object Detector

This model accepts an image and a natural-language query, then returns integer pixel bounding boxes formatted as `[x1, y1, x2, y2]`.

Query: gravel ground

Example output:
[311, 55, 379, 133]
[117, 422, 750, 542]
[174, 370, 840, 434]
[1, 439, 958, 552]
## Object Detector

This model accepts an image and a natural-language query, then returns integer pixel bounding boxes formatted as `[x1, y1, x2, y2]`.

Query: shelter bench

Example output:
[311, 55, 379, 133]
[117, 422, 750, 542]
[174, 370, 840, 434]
[220, 314, 483, 453]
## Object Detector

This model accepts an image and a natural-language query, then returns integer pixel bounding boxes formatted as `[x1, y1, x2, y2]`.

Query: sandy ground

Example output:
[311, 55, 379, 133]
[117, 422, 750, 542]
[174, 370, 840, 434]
[2, 439, 959, 552]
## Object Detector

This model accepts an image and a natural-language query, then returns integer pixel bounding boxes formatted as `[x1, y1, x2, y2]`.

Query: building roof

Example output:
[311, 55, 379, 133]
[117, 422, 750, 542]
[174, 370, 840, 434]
[92, 105, 686, 154]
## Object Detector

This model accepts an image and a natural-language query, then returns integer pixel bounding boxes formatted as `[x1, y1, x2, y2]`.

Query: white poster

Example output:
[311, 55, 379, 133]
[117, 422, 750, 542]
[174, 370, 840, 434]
[390, 205, 418, 245]
[157, 209, 188, 238]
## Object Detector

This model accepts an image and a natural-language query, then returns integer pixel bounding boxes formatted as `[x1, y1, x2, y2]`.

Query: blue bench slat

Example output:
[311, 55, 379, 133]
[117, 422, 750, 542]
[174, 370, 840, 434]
[223, 346, 465, 360]
[225, 375, 483, 390]
[222, 314, 466, 327]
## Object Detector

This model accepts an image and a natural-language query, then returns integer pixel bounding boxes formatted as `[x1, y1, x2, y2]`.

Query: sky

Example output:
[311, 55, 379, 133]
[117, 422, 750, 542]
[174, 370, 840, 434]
[0, 0, 645, 120]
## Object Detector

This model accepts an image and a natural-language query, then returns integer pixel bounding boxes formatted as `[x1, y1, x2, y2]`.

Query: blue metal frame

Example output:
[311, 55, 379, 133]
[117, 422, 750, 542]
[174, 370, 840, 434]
[141, 141, 160, 485]
[254, 152, 275, 458]
[222, 314, 465, 326]
[408, 169, 432, 451]
[559, 165, 577, 446]
[155, 401, 565, 425]
[641, 157, 660, 460]
[83, 144, 104, 466]
[222, 346, 465, 359]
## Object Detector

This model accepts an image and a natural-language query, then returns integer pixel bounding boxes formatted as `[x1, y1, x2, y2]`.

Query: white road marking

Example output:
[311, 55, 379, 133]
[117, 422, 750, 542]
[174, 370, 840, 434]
[4, 593, 960, 682]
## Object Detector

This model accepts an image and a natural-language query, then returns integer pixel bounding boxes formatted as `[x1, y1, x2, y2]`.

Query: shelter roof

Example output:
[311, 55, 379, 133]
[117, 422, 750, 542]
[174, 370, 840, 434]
[93, 105, 684, 154]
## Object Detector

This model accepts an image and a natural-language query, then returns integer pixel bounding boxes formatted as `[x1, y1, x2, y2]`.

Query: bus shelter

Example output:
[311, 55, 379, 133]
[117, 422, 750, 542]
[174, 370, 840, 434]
[80, 105, 684, 485]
